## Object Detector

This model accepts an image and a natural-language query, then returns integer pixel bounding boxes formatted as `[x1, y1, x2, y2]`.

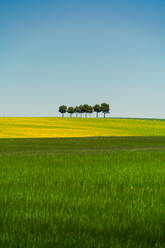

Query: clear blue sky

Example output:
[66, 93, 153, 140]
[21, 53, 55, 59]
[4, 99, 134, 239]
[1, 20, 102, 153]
[1, 0, 165, 118]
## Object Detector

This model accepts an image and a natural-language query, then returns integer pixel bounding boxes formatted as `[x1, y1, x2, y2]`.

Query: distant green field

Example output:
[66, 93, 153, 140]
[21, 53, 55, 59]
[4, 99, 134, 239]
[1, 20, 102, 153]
[1, 137, 165, 247]
[0, 117, 165, 138]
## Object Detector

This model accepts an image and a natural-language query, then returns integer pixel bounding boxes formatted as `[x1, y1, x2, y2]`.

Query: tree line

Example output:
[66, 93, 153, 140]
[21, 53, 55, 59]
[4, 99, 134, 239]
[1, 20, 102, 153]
[59, 102, 110, 118]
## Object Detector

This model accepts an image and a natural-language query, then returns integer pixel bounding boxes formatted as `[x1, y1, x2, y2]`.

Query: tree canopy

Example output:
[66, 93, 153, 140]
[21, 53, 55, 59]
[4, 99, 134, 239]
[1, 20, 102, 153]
[58, 103, 110, 118]
[93, 104, 102, 118]
[59, 105, 67, 117]
[101, 103, 110, 118]
[67, 107, 74, 117]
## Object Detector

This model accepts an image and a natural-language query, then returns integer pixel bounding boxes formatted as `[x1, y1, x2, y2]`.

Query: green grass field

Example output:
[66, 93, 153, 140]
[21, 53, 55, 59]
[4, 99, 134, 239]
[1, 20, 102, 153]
[1, 137, 165, 247]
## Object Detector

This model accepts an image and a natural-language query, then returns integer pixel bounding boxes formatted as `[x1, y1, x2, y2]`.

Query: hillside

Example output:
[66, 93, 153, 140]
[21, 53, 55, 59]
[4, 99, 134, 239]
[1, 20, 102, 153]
[0, 117, 165, 138]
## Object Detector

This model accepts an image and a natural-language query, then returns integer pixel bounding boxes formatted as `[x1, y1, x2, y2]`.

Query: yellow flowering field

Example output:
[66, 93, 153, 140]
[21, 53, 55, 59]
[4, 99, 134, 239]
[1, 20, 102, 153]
[0, 117, 165, 138]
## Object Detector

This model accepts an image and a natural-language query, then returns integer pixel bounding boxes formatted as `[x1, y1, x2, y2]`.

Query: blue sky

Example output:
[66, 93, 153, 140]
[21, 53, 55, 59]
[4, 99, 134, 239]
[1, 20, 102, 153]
[1, 0, 165, 117]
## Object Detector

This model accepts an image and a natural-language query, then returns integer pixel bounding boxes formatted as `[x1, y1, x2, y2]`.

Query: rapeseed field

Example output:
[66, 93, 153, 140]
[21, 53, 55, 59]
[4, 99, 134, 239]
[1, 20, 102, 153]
[1, 118, 165, 247]
[0, 117, 165, 138]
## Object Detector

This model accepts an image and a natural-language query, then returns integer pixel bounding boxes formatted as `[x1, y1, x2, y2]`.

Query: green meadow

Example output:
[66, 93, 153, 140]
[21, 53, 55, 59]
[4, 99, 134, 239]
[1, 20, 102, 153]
[1, 136, 165, 247]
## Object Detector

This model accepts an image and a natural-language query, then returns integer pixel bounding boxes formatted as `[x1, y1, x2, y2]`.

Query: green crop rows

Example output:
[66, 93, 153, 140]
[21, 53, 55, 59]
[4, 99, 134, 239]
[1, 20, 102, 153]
[1, 137, 165, 247]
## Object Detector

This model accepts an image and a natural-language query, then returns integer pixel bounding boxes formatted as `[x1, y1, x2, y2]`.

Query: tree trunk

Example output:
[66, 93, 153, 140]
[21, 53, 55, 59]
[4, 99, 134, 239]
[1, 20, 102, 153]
[104, 113, 106, 118]
[96, 112, 98, 118]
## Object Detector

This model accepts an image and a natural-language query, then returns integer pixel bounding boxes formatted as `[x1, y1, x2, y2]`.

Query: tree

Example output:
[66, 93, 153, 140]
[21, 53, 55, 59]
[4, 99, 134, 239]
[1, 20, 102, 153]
[88, 105, 93, 117]
[59, 105, 67, 117]
[74, 106, 80, 117]
[79, 105, 84, 117]
[93, 104, 101, 118]
[82, 104, 89, 117]
[67, 106, 74, 117]
[101, 102, 110, 118]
